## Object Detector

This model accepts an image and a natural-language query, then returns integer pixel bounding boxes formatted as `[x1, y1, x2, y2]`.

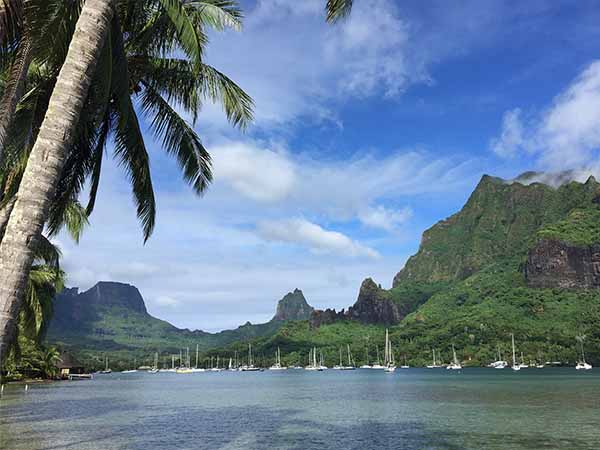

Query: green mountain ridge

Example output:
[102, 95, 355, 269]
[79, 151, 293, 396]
[46, 282, 313, 368]
[213, 173, 600, 367]
[48, 172, 600, 368]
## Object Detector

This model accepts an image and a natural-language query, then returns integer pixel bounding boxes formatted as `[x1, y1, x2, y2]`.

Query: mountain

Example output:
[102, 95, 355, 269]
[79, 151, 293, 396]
[393, 174, 600, 286]
[47, 283, 314, 367]
[272, 289, 313, 321]
[230, 173, 600, 366]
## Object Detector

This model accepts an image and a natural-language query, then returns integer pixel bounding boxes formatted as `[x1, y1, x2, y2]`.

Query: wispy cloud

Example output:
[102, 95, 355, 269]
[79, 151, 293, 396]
[491, 60, 600, 172]
[257, 218, 380, 259]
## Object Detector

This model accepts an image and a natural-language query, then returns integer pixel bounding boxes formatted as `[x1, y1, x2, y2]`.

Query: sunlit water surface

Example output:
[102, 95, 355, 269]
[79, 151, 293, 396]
[1, 368, 599, 449]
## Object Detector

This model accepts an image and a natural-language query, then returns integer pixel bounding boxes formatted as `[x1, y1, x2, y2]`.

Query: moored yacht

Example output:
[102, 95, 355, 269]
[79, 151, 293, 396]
[384, 329, 396, 373]
[511, 334, 521, 371]
[269, 347, 287, 370]
[576, 339, 592, 370]
[426, 349, 442, 369]
[446, 344, 462, 370]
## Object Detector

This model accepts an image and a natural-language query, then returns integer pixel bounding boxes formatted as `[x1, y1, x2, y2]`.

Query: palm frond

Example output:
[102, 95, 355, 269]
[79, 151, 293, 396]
[187, 1, 242, 31]
[111, 15, 156, 241]
[156, 0, 206, 64]
[141, 81, 212, 194]
[196, 63, 253, 128]
[326, 0, 353, 23]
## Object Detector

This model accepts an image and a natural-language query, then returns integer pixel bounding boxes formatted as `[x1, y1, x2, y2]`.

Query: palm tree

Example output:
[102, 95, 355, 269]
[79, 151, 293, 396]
[0, 0, 253, 360]
[326, 0, 353, 23]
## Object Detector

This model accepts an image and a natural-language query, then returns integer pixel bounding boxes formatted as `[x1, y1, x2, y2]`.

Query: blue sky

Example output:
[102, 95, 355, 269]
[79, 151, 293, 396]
[57, 0, 600, 331]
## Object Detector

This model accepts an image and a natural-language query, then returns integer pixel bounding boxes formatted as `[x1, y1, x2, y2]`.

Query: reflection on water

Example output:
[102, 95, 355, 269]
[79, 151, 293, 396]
[1, 368, 599, 450]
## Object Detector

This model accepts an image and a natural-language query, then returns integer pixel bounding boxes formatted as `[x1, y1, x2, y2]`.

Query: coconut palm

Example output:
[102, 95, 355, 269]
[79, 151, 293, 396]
[0, 0, 253, 360]
[326, 0, 353, 23]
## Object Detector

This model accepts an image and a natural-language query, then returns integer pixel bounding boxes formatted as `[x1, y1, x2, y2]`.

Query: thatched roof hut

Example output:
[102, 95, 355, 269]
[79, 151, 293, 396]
[57, 351, 85, 376]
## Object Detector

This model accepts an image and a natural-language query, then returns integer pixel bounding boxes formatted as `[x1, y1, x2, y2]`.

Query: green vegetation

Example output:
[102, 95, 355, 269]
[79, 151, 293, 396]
[395, 176, 600, 284]
[537, 207, 600, 246]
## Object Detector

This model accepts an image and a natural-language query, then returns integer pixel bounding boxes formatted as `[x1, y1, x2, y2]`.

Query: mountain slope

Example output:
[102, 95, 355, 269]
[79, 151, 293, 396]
[233, 173, 600, 366]
[393, 175, 600, 285]
[47, 283, 313, 365]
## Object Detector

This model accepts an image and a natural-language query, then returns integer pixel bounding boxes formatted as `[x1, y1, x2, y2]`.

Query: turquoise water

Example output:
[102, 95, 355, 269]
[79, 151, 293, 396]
[1, 368, 599, 449]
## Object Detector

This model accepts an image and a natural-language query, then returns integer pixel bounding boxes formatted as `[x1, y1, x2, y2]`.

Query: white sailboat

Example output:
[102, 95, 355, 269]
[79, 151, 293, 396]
[360, 342, 372, 369]
[518, 352, 529, 369]
[241, 344, 261, 371]
[99, 355, 112, 374]
[576, 339, 592, 370]
[511, 334, 520, 371]
[371, 345, 385, 369]
[148, 353, 159, 373]
[122, 357, 138, 373]
[400, 355, 409, 369]
[446, 344, 462, 370]
[176, 348, 193, 374]
[305, 347, 323, 371]
[489, 345, 508, 369]
[269, 347, 287, 370]
[384, 329, 396, 373]
[191, 344, 205, 372]
[426, 349, 442, 369]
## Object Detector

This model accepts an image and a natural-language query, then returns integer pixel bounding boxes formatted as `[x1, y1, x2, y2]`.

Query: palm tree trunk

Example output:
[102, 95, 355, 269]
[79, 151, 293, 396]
[0, 0, 115, 361]
[0, 197, 16, 241]
[0, 37, 32, 160]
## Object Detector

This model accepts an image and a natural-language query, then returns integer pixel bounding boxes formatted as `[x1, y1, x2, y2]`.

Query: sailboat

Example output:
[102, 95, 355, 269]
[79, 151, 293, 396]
[191, 344, 205, 372]
[518, 352, 529, 369]
[210, 355, 224, 372]
[99, 355, 112, 374]
[319, 350, 328, 370]
[426, 349, 442, 369]
[241, 344, 261, 371]
[489, 345, 508, 369]
[360, 342, 372, 369]
[269, 347, 287, 370]
[176, 348, 193, 374]
[446, 344, 462, 370]
[229, 351, 239, 371]
[576, 339, 592, 370]
[333, 347, 344, 370]
[148, 353, 159, 373]
[122, 357, 138, 373]
[400, 355, 409, 369]
[305, 347, 323, 371]
[511, 334, 521, 371]
[371, 345, 385, 369]
[384, 329, 396, 373]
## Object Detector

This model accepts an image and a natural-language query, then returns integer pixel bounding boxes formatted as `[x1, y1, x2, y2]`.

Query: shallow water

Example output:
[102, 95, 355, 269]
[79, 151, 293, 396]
[1, 368, 599, 450]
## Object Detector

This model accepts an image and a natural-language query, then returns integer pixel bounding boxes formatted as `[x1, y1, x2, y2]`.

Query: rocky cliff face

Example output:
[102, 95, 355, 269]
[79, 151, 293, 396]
[272, 289, 314, 321]
[526, 239, 600, 289]
[347, 278, 402, 325]
[310, 278, 404, 328]
[393, 174, 600, 287]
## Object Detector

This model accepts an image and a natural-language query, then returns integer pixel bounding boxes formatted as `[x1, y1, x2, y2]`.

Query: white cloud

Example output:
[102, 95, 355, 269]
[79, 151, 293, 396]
[490, 108, 525, 158]
[201, 0, 431, 131]
[257, 218, 379, 259]
[153, 296, 180, 308]
[537, 61, 600, 168]
[208, 138, 477, 221]
[358, 205, 413, 231]
[211, 141, 296, 202]
[492, 60, 600, 171]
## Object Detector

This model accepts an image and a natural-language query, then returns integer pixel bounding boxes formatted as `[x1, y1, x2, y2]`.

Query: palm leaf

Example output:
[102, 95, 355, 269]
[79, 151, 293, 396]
[141, 82, 212, 193]
[326, 0, 353, 23]
[156, 0, 206, 64]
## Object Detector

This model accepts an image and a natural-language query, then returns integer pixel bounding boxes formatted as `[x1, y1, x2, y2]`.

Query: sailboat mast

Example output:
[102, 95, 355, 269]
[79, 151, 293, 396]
[512, 334, 517, 367]
[347, 344, 352, 366]
[196, 344, 199, 368]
